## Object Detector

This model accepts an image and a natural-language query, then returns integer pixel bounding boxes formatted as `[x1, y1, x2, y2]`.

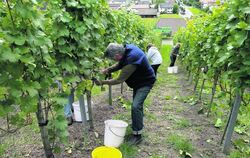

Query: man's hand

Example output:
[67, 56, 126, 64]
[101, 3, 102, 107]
[100, 69, 109, 74]
[92, 78, 103, 86]
[94, 79, 103, 86]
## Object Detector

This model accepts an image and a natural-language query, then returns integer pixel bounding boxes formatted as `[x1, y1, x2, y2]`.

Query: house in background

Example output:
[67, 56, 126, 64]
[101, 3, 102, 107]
[131, 2, 158, 18]
[136, 0, 152, 4]
[131, 3, 150, 9]
[200, 0, 217, 8]
[159, 0, 175, 14]
[134, 8, 158, 17]
[109, 0, 131, 4]
[108, 3, 123, 10]
[108, 0, 132, 10]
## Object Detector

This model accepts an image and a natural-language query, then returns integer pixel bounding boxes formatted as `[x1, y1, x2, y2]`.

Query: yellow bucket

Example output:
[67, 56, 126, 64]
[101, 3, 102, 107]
[92, 146, 122, 158]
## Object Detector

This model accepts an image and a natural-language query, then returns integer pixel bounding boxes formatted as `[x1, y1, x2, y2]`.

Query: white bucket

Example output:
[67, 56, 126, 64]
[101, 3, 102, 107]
[167, 66, 178, 73]
[72, 101, 89, 122]
[104, 120, 128, 148]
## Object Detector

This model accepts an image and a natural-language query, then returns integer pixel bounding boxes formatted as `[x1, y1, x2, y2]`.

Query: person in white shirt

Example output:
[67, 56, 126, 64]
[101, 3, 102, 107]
[146, 44, 162, 76]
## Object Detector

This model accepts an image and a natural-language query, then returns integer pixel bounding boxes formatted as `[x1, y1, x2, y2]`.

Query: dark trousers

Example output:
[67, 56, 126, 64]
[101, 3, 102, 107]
[151, 64, 161, 76]
[132, 86, 152, 135]
[170, 54, 177, 67]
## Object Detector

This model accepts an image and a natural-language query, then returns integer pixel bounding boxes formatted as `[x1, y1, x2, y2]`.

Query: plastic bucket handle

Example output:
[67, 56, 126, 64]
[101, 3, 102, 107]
[108, 126, 125, 138]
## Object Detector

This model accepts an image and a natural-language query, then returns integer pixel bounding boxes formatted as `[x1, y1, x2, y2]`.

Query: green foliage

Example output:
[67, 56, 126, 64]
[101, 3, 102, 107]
[0, 0, 154, 155]
[142, 18, 158, 29]
[174, 0, 250, 155]
[141, 18, 162, 49]
[147, 30, 162, 50]
[173, 4, 179, 14]
[231, 139, 250, 157]
[174, 0, 250, 89]
[174, 0, 250, 123]
[91, 85, 103, 96]
[235, 104, 250, 135]
[214, 118, 222, 128]
[229, 150, 244, 158]
[183, 0, 201, 8]
[188, 7, 205, 15]
[116, 96, 132, 110]
[165, 95, 171, 100]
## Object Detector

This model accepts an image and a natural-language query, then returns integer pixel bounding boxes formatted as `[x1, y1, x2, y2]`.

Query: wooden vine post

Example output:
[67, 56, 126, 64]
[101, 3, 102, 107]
[220, 101, 234, 145]
[121, 83, 124, 94]
[36, 95, 54, 158]
[222, 91, 242, 154]
[199, 79, 206, 100]
[79, 94, 87, 127]
[207, 73, 219, 116]
[109, 85, 112, 106]
[199, 67, 208, 100]
[107, 74, 112, 106]
[86, 91, 94, 129]
[193, 68, 200, 92]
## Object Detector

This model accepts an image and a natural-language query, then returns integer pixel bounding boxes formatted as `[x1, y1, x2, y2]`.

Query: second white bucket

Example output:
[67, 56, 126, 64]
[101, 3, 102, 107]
[167, 66, 178, 73]
[104, 120, 128, 148]
[72, 101, 89, 122]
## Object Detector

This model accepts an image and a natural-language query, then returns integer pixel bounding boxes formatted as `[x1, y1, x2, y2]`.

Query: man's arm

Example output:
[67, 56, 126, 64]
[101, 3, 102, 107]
[101, 64, 137, 85]
[103, 63, 122, 74]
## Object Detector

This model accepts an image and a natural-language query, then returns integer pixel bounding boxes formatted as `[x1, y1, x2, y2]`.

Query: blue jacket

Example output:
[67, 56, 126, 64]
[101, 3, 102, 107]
[119, 44, 156, 89]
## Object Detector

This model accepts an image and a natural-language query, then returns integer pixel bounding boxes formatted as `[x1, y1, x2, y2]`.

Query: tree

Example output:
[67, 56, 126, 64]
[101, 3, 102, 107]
[173, 3, 179, 14]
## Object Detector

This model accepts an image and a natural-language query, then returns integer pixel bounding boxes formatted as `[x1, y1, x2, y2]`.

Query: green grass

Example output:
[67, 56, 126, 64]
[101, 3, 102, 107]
[160, 44, 172, 66]
[188, 7, 205, 15]
[142, 14, 182, 29]
[149, 154, 168, 158]
[142, 15, 183, 41]
[0, 121, 42, 157]
[176, 118, 191, 128]
[154, 44, 177, 88]
[163, 104, 174, 111]
[156, 60, 177, 87]
[119, 142, 138, 158]
[228, 150, 250, 158]
[145, 110, 158, 121]
[112, 113, 131, 123]
[144, 95, 153, 107]
[159, 14, 182, 18]
[162, 113, 178, 122]
[166, 133, 194, 154]
[142, 18, 159, 29]
[0, 144, 7, 156]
